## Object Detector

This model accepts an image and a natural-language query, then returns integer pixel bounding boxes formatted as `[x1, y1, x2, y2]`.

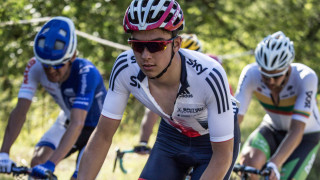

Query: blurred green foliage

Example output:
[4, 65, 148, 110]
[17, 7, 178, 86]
[0, 0, 320, 179]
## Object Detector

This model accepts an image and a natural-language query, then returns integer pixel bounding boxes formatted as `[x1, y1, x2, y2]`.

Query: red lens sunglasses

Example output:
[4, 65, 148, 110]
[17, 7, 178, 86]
[128, 36, 177, 53]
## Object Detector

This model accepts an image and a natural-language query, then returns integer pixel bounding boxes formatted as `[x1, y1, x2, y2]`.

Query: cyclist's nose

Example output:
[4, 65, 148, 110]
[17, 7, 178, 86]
[141, 47, 152, 59]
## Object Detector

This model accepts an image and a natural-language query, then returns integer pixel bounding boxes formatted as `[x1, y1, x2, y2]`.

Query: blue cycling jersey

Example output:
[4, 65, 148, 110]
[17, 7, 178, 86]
[18, 57, 107, 127]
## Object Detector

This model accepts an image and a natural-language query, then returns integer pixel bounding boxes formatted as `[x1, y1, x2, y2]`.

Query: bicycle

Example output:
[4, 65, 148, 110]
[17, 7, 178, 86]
[0, 165, 57, 180]
[232, 163, 271, 180]
[113, 147, 192, 180]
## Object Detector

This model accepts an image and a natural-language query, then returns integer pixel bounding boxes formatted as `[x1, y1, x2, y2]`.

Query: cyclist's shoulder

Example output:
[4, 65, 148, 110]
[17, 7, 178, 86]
[24, 57, 45, 75]
[242, 63, 259, 73]
[72, 58, 102, 75]
[116, 50, 136, 64]
[180, 49, 225, 77]
[291, 63, 317, 80]
[112, 50, 140, 77]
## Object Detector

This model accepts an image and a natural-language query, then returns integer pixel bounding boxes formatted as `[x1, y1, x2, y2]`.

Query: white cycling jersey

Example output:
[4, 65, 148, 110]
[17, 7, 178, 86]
[235, 63, 320, 133]
[101, 49, 235, 142]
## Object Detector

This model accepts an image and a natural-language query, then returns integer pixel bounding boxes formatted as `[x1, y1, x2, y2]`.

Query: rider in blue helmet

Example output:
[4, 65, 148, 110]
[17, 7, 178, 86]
[0, 16, 107, 180]
[34, 16, 77, 66]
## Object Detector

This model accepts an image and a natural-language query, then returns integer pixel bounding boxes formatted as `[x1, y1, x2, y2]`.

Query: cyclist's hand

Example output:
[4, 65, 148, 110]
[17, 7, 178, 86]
[31, 160, 55, 178]
[134, 142, 151, 155]
[0, 152, 15, 173]
[263, 162, 280, 180]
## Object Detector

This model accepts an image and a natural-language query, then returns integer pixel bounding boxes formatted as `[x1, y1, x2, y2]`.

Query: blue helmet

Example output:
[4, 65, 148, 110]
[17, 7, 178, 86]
[33, 16, 77, 65]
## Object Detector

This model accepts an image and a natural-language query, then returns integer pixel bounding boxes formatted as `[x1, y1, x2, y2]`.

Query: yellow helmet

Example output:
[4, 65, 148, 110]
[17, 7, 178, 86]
[180, 33, 202, 52]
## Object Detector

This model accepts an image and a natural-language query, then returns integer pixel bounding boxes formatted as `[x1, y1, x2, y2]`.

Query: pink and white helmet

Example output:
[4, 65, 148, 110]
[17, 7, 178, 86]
[123, 0, 184, 33]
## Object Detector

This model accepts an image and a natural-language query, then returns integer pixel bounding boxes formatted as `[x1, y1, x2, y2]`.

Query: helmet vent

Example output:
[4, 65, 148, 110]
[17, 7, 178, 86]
[130, 12, 139, 24]
[279, 51, 285, 60]
[264, 53, 267, 65]
[142, 0, 148, 7]
[164, 1, 170, 6]
[152, 10, 164, 23]
[42, 28, 50, 34]
[271, 42, 276, 50]
[59, 29, 67, 37]
[38, 38, 45, 48]
[153, 0, 160, 6]
[266, 40, 271, 48]
[164, 13, 173, 23]
[173, 16, 180, 26]
[281, 54, 288, 62]
[271, 55, 278, 67]
[54, 41, 65, 50]
[276, 42, 282, 50]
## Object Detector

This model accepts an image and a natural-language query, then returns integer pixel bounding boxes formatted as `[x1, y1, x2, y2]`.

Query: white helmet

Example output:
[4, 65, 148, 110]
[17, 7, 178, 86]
[255, 31, 294, 71]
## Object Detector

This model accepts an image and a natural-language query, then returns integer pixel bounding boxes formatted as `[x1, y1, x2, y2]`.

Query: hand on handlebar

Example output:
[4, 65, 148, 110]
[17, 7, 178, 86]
[263, 162, 280, 180]
[134, 142, 151, 155]
[31, 160, 55, 178]
[0, 152, 16, 173]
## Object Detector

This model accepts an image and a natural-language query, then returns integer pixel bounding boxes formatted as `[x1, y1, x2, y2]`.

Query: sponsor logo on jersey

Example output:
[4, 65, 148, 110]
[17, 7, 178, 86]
[305, 91, 313, 108]
[304, 153, 316, 174]
[131, 55, 136, 63]
[80, 74, 88, 95]
[23, 58, 36, 84]
[177, 107, 204, 114]
[178, 89, 193, 98]
[130, 76, 141, 88]
[186, 59, 208, 75]
[64, 88, 75, 96]
[79, 65, 94, 74]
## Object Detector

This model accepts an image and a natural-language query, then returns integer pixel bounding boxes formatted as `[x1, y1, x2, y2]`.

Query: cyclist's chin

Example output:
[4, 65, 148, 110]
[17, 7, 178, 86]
[143, 70, 158, 78]
[47, 75, 61, 82]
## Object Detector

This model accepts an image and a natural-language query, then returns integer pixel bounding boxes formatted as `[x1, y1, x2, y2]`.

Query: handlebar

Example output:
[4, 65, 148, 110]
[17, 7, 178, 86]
[112, 145, 152, 174]
[113, 147, 135, 174]
[2, 165, 58, 180]
[233, 164, 271, 180]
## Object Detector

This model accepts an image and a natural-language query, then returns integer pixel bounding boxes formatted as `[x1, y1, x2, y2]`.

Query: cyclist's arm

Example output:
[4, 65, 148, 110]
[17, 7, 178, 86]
[237, 114, 244, 124]
[269, 120, 305, 168]
[0, 98, 31, 154]
[78, 115, 120, 179]
[139, 109, 158, 143]
[48, 108, 87, 165]
[200, 139, 234, 180]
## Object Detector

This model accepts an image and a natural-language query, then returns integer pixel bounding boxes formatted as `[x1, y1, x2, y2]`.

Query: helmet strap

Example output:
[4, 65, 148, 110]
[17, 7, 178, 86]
[150, 41, 175, 79]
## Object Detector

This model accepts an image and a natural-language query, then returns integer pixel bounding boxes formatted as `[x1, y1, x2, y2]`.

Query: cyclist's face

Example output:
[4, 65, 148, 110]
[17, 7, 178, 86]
[43, 62, 71, 83]
[260, 69, 287, 89]
[131, 29, 177, 78]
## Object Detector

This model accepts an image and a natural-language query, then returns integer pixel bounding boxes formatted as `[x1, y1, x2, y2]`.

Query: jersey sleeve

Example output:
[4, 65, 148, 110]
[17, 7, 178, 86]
[18, 58, 40, 100]
[101, 52, 131, 120]
[206, 65, 234, 142]
[235, 64, 255, 115]
[292, 71, 318, 123]
[72, 65, 100, 111]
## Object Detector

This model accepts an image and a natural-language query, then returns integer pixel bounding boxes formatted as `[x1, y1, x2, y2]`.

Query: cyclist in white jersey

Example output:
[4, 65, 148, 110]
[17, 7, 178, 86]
[0, 17, 107, 179]
[135, 33, 204, 154]
[235, 31, 320, 180]
[78, 0, 240, 179]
